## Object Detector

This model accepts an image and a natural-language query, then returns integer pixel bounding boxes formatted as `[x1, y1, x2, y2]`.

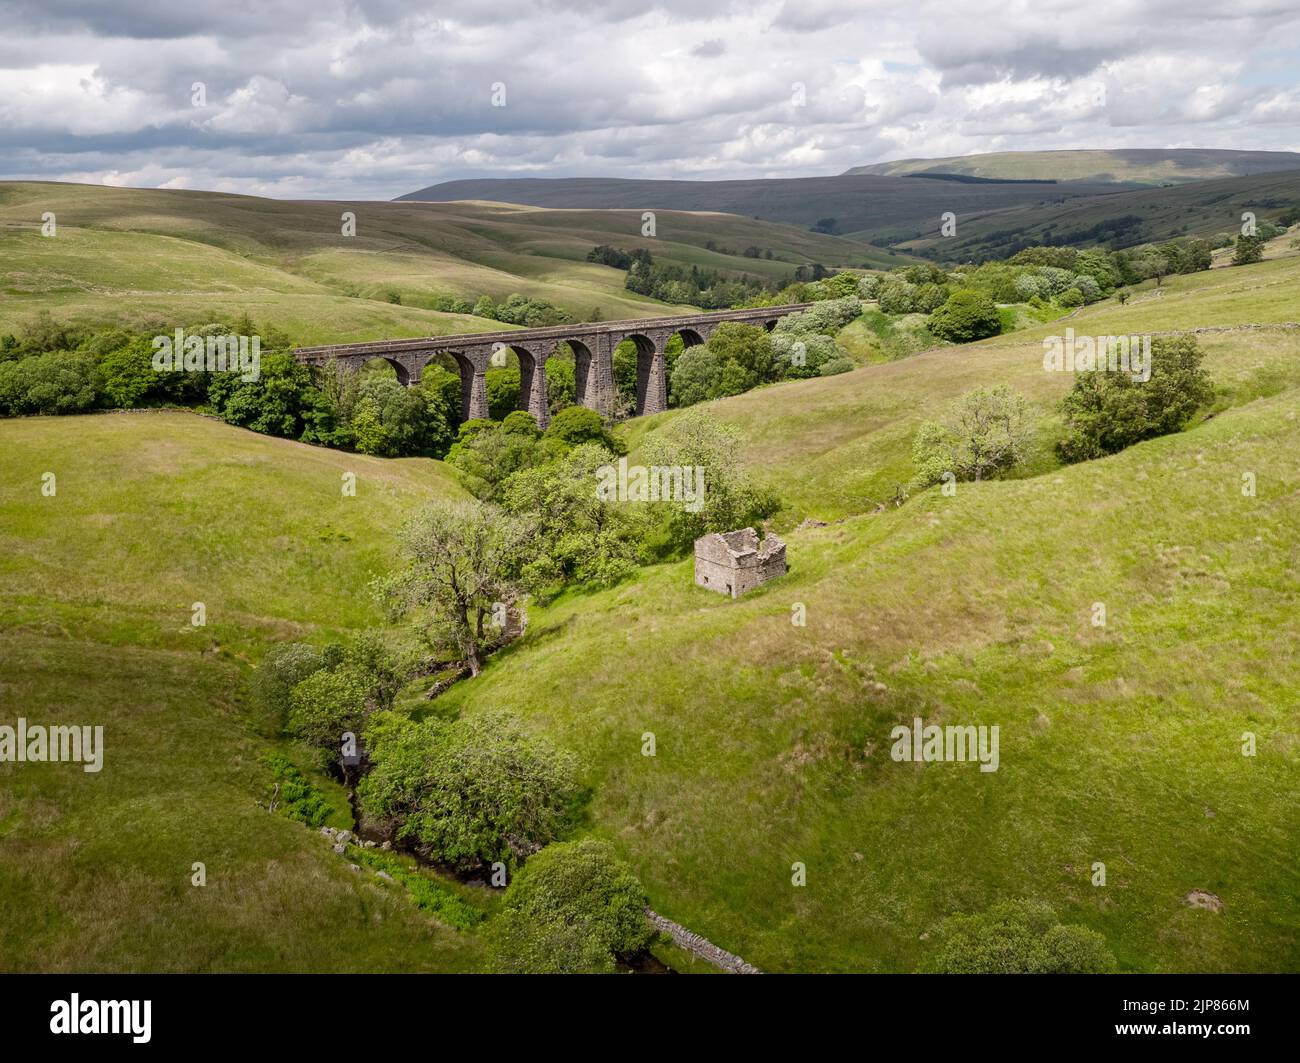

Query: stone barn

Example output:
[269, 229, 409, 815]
[694, 528, 786, 599]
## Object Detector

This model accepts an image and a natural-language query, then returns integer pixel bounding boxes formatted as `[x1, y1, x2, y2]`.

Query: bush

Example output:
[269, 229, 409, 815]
[927, 290, 1002, 343]
[1058, 288, 1084, 309]
[543, 405, 624, 453]
[912, 385, 1034, 486]
[1233, 235, 1264, 265]
[487, 839, 654, 973]
[545, 356, 576, 414]
[287, 665, 373, 759]
[350, 374, 455, 457]
[485, 366, 520, 421]
[1057, 336, 1214, 463]
[501, 409, 540, 436]
[702, 321, 778, 391]
[638, 407, 780, 549]
[1013, 273, 1049, 301]
[0, 350, 102, 415]
[669, 345, 725, 406]
[914, 283, 949, 313]
[207, 351, 314, 438]
[97, 335, 167, 407]
[500, 442, 645, 589]
[250, 643, 325, 735]
[358, 709, 581, 870]
[446, 418, 546, 499]
[876, 277, 919, 314]
[819, 355, 855, 376]
[1073, 275, 1102, 303]
[771, 331, 839, 379]
[923, 900, 1116, 973]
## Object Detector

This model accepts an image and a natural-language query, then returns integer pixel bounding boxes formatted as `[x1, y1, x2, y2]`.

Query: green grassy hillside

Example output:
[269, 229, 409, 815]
[435, 250, 1300, 972]
[634, 245, 1300, 521]
[441, 379, 1300, 972]
[0, 412, 484, 971]
[0, 182, 861, 340]
[846, 148, 1300, 185]
[901, 169, 1300, 259]
[2, 229, 1297, 975]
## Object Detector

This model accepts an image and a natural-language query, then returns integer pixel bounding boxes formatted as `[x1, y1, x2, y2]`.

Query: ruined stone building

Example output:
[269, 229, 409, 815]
[694, 528, 786, 599]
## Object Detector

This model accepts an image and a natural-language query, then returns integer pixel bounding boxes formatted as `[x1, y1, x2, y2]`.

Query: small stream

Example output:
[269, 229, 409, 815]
[344, 782, 677, 974]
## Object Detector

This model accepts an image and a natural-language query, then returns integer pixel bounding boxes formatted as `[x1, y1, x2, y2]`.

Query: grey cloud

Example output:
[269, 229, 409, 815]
[0, 0, 1297, 196]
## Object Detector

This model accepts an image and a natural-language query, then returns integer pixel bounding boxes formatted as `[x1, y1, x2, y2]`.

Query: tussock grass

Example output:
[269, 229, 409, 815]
[0, 411, 481, 971]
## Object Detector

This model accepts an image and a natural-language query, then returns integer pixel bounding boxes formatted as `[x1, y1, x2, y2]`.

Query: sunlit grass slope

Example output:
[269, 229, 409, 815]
[0, 181, 863, 339]
[438, 249, 1300, 972]
[624, 247, 1300, 522]
[0, 412, 481, 971]
[446, 387, 1300, 972]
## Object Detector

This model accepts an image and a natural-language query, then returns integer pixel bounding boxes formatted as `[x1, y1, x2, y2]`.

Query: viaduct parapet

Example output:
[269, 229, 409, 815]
[293, 304, 811, 428]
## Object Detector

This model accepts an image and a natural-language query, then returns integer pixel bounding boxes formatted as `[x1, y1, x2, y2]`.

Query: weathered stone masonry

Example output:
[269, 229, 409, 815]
[694, 527, 786, 598]
[294, 305, 810, 428]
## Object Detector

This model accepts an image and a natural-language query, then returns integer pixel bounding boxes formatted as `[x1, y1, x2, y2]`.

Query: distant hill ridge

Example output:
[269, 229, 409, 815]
[397, 174, 1130, 247]
[844, 148, 1300, 185]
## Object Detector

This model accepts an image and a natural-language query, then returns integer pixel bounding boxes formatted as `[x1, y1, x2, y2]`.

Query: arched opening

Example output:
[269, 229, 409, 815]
[441, 351, 481, 423]
[624, 333, 665, 417]
[413, 351, 474, 426]
[675, 328, 706, 348]
[511, 345, 549, 429]
[763, 320, 779, 332]
[550, 340, 584, 416]
[362, 356, 409, 386]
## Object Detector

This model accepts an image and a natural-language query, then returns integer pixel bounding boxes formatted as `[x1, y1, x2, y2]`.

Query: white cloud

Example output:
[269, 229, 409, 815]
[0, 0, 1296, 197]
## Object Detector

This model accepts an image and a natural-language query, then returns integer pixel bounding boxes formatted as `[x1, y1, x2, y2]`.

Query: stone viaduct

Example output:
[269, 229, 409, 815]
[294, 305, 811, 428]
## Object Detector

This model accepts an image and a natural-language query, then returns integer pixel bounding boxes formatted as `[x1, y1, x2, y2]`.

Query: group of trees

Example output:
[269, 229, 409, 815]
[589, 244, 816, 309]
[254, 627, 652, 972]
[912, 337, 1214, 488]
[670, 296, 861, 408]
[434, 405, 775, 599]
[864, 234, 1225, 330]
[924, 900, 1116, 973]
[0, 312, 464, 459]
[470, 292, 570, 327]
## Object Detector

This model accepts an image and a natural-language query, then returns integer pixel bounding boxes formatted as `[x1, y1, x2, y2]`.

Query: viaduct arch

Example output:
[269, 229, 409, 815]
[294, 304, 811, 428]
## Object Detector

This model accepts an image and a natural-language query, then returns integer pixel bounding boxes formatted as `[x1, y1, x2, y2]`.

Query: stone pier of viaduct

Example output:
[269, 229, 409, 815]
[293, 304, 811, 428]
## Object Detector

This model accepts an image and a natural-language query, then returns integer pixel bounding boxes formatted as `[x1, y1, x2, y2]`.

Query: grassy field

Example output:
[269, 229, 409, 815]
[0, 412, 486, 971]
[1, 214, 1297, 975]
[902, 169, 1300, 259]
[441, 381, 1300, 971]
[621, 242, 1300, 522]
[400, 175, 1129, 250]
[436, 248, 1300, 971]
[0, 181, 863, 340]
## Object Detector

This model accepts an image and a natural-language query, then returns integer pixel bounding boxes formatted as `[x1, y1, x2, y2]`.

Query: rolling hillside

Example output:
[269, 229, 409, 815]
[398, 175, 1130, 250]
[902, 169, 1300, 260]
[0, 182, 863, 341]
[672, 240, 1300, 520]
[0, 412, 485, 971]
[845, 148, 1300, 186]
[437, 249, 1300, 972]
[2, 246, 1296, 973]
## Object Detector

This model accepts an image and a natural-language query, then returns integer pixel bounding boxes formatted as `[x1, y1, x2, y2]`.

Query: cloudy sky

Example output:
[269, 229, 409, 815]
[2, 0, 1298, 199]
